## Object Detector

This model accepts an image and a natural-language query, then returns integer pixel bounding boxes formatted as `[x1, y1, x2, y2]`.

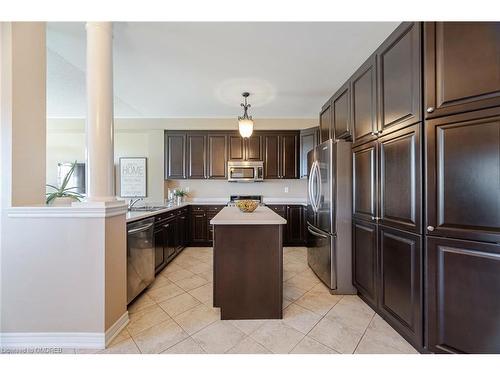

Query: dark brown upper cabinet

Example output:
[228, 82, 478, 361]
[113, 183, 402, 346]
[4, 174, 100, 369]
[378, 226, 422, 349]
[426, 107, 500, 244]
[332, 82, 351, 140]
[319, 100, 332, 143]
[351, 55, 378, 146]
[207, 134, 227, 179]
[228, 135, 244, 161]
[186, 133, 207, 179]
[263, 134, 280, 179]
[229, 134, 262, 161]
[424, 22, 500, 119]
[378, 123, 421, 234]
[263, 133, 299, 179]
[352, 218, 378, 308]
[166, 130, 299, 180]
[165, 132, 186, 179]
[300, 127, 319, 179]
[246, 135, 262, 161]
[377, 22, 422, 135]
[281, 133, 299, 179]
[426, 236, 500, 353]
[352, 140, 377, 222]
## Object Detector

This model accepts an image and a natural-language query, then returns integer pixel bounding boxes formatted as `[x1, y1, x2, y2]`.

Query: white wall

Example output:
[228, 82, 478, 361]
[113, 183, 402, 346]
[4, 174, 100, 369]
[167, 179, 307, 200]
[47, 117, 316, 203]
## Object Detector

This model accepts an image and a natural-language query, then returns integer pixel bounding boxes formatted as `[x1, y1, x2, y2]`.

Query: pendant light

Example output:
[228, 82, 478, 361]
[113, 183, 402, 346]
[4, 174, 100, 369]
[238, 92, 254, 138]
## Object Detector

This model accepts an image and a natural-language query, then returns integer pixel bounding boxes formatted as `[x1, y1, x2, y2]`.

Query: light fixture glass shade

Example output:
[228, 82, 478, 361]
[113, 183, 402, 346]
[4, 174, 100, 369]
[238, 118, 254, 138]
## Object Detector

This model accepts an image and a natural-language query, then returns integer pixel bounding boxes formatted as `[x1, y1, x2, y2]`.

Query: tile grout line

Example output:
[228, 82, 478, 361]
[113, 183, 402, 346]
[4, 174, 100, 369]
[352, 312, 376, 354]
[285, 295, 345, 353]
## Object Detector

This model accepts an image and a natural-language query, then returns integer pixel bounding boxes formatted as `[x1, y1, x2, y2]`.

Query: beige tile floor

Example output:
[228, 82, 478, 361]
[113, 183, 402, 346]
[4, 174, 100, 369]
[78, 247, 418, 354]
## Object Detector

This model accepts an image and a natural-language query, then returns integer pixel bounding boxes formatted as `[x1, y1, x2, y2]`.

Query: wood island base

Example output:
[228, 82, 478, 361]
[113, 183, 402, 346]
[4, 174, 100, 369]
[212, 224, 283, 320]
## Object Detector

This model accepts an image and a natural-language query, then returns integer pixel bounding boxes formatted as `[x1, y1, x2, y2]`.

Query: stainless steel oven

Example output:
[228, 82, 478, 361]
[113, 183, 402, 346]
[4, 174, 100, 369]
[227, 161, 264, 182]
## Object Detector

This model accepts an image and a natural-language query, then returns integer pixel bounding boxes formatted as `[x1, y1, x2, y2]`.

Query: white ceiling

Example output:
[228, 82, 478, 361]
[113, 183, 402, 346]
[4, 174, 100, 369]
[46, 22, 399, 118]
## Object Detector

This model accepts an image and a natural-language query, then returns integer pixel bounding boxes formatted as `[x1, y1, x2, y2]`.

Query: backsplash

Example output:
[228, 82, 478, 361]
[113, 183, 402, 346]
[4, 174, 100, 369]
[165, 179, 307, 199]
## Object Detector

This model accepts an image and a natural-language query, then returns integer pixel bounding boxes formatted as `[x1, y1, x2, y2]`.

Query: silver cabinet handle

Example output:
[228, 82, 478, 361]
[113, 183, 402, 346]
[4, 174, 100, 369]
[427, 225, 435, 232]
[426, 107, 435, 113]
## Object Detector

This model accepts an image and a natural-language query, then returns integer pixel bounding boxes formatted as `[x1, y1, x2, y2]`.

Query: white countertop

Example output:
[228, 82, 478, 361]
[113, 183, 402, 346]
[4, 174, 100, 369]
[210, 206, 287, 225]
[126, 203, 190, 222]
[126, 198, 306, 223]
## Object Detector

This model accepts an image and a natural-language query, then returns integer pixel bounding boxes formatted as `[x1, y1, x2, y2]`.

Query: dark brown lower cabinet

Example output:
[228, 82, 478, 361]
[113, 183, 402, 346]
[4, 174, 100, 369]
[154, 216, 177, 274]
[352, 219, 378, 308]
[268, 205, 306, 246]
[190, 208, 207, 245]
[378, 226, 422, 349]
[426, 236, 500, 354]
[187, 205, 224, 246]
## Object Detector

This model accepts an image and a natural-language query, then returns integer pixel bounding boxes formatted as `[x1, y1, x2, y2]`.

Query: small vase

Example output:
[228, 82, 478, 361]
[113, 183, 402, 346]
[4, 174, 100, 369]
[176, 196, 183, 205]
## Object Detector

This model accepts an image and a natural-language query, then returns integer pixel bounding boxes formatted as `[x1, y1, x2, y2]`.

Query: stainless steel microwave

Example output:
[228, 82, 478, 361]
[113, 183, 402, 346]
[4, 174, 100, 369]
[227, 161, 264, 182]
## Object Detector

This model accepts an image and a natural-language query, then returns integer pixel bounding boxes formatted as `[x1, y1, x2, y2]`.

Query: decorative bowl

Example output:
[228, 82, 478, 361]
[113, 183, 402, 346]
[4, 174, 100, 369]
[235, 200, 259, 213]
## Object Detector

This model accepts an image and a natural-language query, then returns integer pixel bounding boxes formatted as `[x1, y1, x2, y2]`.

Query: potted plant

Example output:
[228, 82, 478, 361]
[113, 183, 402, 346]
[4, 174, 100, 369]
[46, 161, 84, 206]
[173, 188, 188, 205]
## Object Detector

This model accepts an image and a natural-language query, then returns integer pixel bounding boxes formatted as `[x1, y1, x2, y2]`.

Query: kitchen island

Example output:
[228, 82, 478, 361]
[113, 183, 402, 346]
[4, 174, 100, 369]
[210, 206, 286, 319]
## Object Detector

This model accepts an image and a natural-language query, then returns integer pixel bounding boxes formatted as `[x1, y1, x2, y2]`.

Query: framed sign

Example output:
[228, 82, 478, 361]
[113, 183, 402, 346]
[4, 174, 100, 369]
[119, 157, 147, 198]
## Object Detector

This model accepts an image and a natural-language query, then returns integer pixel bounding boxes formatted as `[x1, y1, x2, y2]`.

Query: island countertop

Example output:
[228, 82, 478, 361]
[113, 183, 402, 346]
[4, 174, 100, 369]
[210, 206, 287, 225]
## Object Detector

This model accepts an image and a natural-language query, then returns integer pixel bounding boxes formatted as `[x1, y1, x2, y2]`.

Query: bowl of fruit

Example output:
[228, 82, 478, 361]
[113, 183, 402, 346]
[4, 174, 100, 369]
[235, 200, 259, 213]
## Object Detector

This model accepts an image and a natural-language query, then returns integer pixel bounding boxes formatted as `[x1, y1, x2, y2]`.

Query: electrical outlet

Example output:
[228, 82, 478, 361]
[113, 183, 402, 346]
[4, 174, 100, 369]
[284, 186, 289, 193]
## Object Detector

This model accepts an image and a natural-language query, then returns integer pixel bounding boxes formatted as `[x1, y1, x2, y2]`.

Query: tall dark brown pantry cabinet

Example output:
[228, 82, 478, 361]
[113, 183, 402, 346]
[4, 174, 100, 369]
[350, 22, 424, 350]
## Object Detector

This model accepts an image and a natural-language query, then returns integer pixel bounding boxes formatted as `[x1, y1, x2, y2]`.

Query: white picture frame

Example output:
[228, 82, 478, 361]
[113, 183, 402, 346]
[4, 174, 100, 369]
[119, 157, 147, 198]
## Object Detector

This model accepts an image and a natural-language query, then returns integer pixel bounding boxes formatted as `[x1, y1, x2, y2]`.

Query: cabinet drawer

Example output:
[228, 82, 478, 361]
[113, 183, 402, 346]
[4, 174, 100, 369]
[190, 206, 206, 212]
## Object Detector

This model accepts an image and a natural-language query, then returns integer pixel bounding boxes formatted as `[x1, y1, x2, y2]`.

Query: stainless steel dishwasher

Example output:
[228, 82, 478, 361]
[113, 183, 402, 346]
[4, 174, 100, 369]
[127, 217, 155, 304]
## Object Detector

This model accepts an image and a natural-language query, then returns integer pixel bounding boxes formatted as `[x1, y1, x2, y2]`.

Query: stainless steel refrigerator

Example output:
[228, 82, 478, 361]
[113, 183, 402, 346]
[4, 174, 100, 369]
[306, 139, 356, 294]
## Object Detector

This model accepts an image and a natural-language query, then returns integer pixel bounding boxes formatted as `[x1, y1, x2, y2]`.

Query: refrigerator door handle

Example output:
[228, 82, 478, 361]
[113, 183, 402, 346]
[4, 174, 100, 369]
[309, 161, 319, 212]
[307, 162, 315, 212]
[307, 225, 329, 239]
[315, 160, 322, 211]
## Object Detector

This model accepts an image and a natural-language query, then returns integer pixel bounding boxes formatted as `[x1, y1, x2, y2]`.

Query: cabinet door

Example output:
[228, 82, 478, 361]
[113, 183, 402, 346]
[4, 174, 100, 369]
[424, 22, 500, 119]
[300, 127, 318, 178]
[377, 22, 421, 134]
[187, 133, 207, 179]
[351, 55, 377, 146]
[281, 134, 299, 179]
[177, 215, 186, 250]
[164, 219, 177, 261]
[378, 124, 421, 233]
[319, 100, 332, 143]
[229, 135, 244, 161]
[352, 141, 377, 222]
[207, 134, 227, 179]
[352, 219, 378, 307]
[426, 109, 500, 243]
[378, 226, 422, 349]
[190, 211, 207, 243]
[246, 135, 262, 161]
[426, 236, 500, 353]
[165, 132, 186, 179]
[264, 134, 280, 179]
[287, 205, 305, 245]
[333, 83, 351, 140]
[154, 229, 165, 273]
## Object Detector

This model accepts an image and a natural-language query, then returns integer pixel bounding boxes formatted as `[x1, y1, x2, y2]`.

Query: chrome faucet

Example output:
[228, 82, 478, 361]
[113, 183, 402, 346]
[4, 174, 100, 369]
[128, 198, 143, 210]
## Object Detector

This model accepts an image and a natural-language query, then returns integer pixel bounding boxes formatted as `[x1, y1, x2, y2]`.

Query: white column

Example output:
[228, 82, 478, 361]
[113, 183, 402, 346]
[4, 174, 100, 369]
[85, 22, 115, 202]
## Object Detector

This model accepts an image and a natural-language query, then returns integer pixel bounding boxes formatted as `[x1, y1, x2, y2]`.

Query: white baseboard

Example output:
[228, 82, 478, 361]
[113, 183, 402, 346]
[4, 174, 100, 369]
[0, 332, 105, 349]
[0, 312, 129, 350]
[105, 311, 129, 346]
